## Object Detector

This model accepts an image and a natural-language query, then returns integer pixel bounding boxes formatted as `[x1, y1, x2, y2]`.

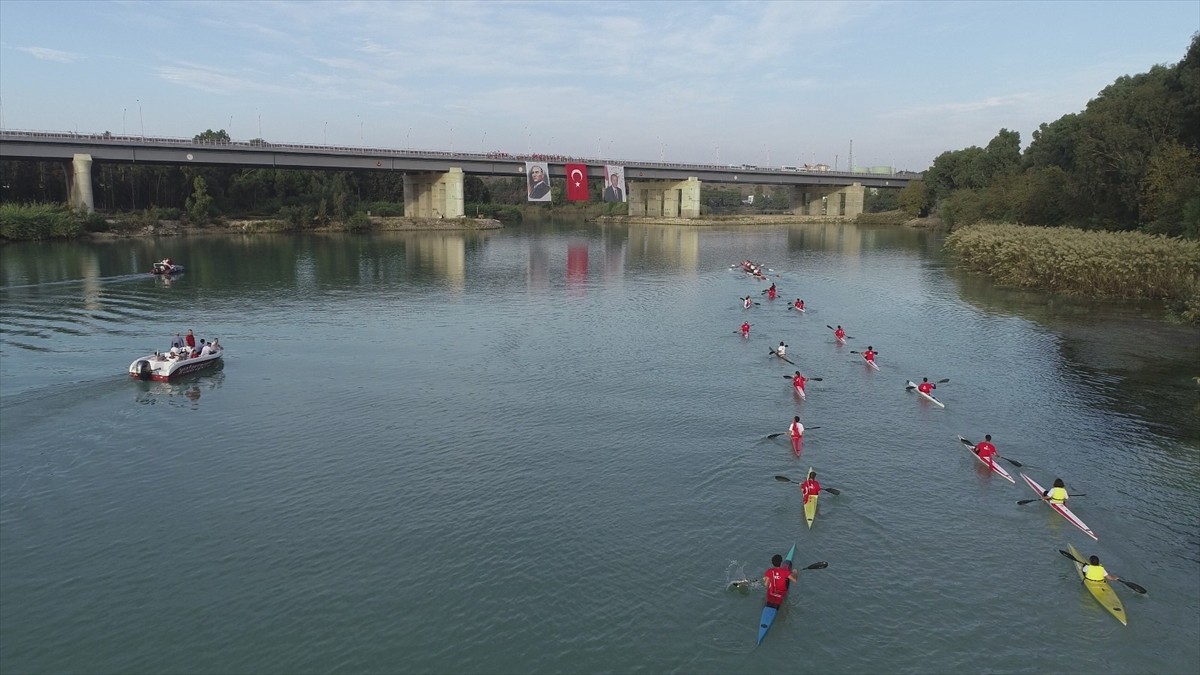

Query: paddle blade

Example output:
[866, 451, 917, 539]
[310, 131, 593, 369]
[810, 377, 823, 381]
[938, 378, 951, 383]
[1017, 498, 1040, 506]
[767, 433, 784, 439]
[958, 437, 975, 447]
[1058, 549, 1086, 565]
[804, 561, 829, 570]
[823, 487, 841, 496]
[1000, 456, 1023, 468]
[1121, 580, 1148, 594]
[774, 475, 796, 483]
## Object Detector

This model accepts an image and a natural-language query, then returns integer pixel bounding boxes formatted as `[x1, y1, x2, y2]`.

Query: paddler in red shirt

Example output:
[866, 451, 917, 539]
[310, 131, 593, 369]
[834, 326, 846, 342]
[800, 470, 820, 504]
[863, 346, 877, 364]
[917, 377, 936, 395]
[792, 371, 807, 395]
[740, 321, 751, 337]
[763, 553, 798, 608]
[974, 434, 998, 466]
[766, 283, 777, 299]
[793, 299, 805, 311]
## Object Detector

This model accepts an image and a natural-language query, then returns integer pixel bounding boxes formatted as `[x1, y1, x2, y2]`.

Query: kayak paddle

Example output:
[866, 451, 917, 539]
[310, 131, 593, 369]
[1017, 494, 1087, 505]
[728, 561, 829, 589]
[1057, 549, 1147, 594]
[826, 325, 855, 338]
[765, 428, 820, 439]
[780, 375, 823, 381]
[773, 475, 841, 495]
[906, 378, 950, 389]
[957, 436, 1023, 467]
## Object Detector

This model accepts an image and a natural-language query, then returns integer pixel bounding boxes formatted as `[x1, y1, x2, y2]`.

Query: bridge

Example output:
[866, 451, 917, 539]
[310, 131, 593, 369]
[0, 130, 917, 220]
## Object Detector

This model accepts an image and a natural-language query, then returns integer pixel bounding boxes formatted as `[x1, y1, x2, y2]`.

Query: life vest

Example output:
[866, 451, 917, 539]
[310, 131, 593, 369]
[1084, 563, 1108, 582]
[1046, 486, 1068, 503]
[765, 567, 790, 602]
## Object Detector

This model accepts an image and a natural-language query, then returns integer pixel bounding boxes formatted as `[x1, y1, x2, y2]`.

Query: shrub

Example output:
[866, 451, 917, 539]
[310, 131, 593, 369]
[346, 212, 373, 232]
[0, 203, 81, 240]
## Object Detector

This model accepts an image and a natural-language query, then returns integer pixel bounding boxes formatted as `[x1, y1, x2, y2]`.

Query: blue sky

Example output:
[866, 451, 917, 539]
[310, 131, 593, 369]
[0, 1, 1196, 171]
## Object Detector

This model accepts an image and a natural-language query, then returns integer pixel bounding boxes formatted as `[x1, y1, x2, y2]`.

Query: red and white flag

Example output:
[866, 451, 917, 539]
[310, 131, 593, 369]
[565, 163, 589, 202]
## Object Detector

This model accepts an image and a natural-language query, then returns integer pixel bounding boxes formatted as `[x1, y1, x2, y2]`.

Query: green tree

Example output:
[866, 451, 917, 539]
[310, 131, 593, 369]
[193, 129, 231, 143]
[896, 180, 929, 217]
[185, 176, 213, 224]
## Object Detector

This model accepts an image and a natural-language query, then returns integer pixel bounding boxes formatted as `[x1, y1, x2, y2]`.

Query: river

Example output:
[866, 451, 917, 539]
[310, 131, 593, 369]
[1, 221, 1197, 674]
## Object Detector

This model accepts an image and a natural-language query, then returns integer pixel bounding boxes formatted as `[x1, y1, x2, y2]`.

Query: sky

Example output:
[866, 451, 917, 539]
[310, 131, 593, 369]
[0, 1, 1196, 172]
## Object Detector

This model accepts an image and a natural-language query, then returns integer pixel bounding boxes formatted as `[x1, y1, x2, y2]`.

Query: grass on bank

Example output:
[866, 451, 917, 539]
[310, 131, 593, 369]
[945, 222, 1200, 323]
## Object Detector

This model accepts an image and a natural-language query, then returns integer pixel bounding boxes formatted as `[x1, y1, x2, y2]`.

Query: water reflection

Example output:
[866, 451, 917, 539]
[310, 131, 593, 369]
[133, 369, 225, 409]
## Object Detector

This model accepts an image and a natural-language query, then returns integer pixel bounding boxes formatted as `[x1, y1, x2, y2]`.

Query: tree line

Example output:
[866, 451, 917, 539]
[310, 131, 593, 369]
[897, 32, 1200, 239]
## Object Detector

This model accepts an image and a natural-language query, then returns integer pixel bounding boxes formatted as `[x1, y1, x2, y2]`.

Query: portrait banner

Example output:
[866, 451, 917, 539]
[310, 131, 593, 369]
[526, 161, 551, 202]
[603, 165, 626, 203]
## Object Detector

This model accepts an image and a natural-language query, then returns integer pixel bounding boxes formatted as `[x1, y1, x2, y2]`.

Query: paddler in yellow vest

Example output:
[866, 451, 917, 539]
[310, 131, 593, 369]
[1041, 478, 1069, 504]
[1082, 554, 1120, 583]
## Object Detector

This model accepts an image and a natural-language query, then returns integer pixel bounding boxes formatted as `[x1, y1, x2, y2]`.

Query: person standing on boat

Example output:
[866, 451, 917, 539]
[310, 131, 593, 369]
[834, 326, 846, 342]
[1082, 555, 1120, 582]
[863, 346, 878, 365]
[917, 377, 936, 396]
[1042, 478, 1069, 504]
[740, 322, 751, 337]
[170, 333, 185, 350]
[792, 371, 807, 395]
[800, 470, 820, 505]
[185, 330, 196, 352]
[763, 553, 798, 608]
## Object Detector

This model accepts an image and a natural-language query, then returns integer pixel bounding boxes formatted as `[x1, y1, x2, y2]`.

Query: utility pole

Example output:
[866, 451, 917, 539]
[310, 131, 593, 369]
[848, 139, 853, 173]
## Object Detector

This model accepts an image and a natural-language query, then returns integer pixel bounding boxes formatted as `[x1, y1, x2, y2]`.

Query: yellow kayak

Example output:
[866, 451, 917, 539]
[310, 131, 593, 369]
[1068, 543, 1127, 626]
[803, 467, 818, 528]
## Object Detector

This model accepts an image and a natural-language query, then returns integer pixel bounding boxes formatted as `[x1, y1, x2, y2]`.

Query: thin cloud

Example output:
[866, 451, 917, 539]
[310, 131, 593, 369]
[16, 46, 81, 63]
[883, 94, 1034, 118]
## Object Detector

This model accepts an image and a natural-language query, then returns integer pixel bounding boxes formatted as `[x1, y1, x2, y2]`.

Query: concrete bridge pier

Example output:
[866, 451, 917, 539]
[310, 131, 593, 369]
[627, 177, 701, 219]
[67, 153, 95, 213]
[790, 182, 864, 217]
[402, 168, 464, 219]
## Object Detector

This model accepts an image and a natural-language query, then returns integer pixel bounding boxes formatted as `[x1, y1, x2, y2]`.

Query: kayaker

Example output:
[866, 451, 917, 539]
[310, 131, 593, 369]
[1082, 554, 1120, 582]
[185, 329, 196, 351]
[863, 346, 878, 364]
[740, 322, 751, 337]
[834, 325, 846, 341]
[1042, 478, 1069, 504]
[794, 299, 805, 311]
[777, 341, 788, 357]
[767, 283, 777, 299]
[789, 415, 804, 453]
[800, 470, 820, 505]
[792, 371, 807, 394]
[763, 553, 799, 608]
[917, 377, 936, 395]
[743, 296, 753, 309]
[974, 435, 998, 463]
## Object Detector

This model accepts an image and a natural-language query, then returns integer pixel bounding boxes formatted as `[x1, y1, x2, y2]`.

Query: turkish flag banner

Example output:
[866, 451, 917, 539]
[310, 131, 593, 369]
[565, 163, 589, 202]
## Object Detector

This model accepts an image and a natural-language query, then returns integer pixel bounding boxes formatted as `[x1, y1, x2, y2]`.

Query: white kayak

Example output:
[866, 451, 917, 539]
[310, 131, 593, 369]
[1020, 473, 1098, 540]
[906, 380, 944, 407]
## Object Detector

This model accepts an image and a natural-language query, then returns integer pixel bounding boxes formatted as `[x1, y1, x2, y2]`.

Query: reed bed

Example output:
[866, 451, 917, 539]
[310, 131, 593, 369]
[944, 223, 1200, 308]
[0, 203, 84, 240]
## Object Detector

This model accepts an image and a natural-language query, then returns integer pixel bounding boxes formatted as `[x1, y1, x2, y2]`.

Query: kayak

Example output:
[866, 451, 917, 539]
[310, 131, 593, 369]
[1020, 473, 1097, 540]
[1067, 542, 1126, 625]
[756, 543, 796, 645]
[791, 434, 803, 456]
[863, 356, 880, 371]
[770, 349, 795, 366]
[906, 380, 944, 407]
[957, 436, 1014, 483]
[794, 384, 806, 400]
[803, 468, 818, 528]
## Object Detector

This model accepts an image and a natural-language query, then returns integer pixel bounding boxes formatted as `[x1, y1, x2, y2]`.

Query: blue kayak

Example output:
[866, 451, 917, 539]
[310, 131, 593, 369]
[756, 543, 796, 645]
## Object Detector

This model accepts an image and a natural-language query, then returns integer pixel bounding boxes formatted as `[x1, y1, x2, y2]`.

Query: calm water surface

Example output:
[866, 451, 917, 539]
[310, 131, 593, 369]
[1, 222, 1197, 674]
